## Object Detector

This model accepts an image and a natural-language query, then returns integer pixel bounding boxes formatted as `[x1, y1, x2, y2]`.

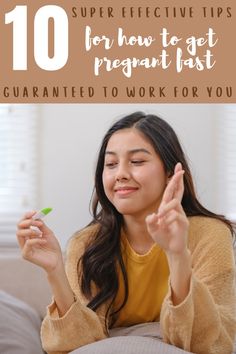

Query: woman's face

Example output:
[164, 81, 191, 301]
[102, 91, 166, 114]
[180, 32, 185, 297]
[102, 128, 168, 219]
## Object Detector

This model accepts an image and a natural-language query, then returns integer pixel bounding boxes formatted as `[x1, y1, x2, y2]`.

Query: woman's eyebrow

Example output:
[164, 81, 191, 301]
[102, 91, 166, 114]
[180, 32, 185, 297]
[105, 148, 151, 155]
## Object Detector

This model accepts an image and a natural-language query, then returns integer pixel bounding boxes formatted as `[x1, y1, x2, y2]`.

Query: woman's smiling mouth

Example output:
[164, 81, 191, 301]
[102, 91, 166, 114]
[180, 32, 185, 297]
[115, 186, 139, 196]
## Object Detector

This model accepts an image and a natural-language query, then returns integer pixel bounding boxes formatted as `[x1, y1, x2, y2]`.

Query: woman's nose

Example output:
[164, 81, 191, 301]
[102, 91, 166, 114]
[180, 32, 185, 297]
[116, 163, 130, 181]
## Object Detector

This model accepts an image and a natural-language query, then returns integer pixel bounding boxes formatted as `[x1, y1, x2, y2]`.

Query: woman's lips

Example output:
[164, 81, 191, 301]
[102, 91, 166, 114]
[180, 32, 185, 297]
[115, 187, 138, 196]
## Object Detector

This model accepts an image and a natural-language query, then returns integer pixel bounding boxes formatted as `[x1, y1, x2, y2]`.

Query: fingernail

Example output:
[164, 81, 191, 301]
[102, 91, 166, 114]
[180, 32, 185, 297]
[31, 226, 42, 235]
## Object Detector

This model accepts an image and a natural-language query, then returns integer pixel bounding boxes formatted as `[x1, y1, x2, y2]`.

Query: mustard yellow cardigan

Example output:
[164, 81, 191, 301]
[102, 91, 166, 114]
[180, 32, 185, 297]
[41, 216, 236, 354]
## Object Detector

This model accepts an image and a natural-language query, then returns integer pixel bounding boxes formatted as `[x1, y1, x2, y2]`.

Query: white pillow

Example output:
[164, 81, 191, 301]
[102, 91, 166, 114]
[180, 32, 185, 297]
[0, 291, 44, 354]
[70, 335, 192, 354]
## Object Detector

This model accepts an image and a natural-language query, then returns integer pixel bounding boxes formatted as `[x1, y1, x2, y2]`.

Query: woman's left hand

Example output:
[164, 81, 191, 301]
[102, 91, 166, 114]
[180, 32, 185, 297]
[145, 162, 189, 256]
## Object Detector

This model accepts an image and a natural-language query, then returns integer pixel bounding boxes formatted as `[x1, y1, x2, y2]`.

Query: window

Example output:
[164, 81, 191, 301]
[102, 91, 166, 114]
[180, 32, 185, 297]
[0, 104, 39, 245]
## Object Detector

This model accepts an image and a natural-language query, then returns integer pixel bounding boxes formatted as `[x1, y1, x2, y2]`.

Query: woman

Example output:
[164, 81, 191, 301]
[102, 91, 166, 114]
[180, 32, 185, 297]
[17, 112, 236, 354]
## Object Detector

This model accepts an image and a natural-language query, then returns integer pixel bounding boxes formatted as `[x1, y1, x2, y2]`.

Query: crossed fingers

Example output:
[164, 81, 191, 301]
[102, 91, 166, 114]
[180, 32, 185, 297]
[160, 162, 184, 212]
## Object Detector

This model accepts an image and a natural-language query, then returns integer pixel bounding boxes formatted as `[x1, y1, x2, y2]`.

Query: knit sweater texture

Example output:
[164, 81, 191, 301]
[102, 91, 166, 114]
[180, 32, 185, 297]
[41, 216, 236, 354]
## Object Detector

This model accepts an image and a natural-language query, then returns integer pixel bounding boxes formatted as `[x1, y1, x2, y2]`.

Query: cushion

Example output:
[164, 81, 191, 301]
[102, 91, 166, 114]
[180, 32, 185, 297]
[109, 322, 163, 339]
[70, 335, 192, 354]
[0, 291, 44, 354]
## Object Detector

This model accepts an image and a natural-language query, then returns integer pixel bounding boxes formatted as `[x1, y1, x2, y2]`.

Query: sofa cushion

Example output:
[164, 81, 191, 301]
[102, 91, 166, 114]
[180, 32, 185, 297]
[70, 335, 192, 354]
[0, 291, 44, 354]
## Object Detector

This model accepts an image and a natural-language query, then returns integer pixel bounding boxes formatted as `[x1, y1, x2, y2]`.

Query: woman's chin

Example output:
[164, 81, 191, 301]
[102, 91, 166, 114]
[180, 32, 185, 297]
[115, 205, 147, 217]
[115, 206, 137, 215]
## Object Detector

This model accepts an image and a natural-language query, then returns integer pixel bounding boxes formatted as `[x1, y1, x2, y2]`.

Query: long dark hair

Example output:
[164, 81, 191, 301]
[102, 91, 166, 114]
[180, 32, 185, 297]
[80, 112, 234, 328]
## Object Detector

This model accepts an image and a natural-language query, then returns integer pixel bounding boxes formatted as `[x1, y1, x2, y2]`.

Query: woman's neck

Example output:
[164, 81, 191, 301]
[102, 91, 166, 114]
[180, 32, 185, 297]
[123, 215, 155, 254]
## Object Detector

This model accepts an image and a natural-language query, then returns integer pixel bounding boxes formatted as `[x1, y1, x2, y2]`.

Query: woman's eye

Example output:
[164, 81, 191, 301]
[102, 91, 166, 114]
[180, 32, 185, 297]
[131, 160, 145, 165]
[105, 162, 117, 168]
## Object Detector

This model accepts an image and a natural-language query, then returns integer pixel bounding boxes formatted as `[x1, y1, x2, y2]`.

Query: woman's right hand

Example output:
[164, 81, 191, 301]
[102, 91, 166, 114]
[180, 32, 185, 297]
[16, 211, 63, 275]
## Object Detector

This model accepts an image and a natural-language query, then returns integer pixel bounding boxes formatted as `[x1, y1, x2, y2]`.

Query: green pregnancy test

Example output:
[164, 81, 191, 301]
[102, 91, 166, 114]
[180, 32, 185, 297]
[32, 208, 52, 220]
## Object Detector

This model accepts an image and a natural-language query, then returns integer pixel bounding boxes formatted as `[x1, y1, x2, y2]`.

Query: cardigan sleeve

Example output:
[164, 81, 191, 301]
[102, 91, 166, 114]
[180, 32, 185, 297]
[160, 217, 236, 354]
[41, 226, 107, 354]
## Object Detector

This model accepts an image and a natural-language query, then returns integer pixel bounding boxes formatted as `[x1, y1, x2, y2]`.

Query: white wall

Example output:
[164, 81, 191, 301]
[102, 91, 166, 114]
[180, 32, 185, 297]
[39, 104, 216, 249]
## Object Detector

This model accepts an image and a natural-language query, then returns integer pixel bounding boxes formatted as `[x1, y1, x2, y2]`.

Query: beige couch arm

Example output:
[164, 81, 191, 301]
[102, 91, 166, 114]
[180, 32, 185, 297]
[0, 248, 51, 318]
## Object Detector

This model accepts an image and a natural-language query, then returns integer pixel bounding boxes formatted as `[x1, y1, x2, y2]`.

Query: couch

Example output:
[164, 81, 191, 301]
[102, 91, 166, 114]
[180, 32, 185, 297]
[0, 248, 51, 354]
[0, 248, 51, 319]
[0, 247, 234, 354]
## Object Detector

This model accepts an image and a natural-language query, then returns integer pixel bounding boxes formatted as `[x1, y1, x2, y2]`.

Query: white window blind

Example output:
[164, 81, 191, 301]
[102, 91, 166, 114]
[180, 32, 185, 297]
[216, 105, 236, 222]
[0, 104, 39, 245]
